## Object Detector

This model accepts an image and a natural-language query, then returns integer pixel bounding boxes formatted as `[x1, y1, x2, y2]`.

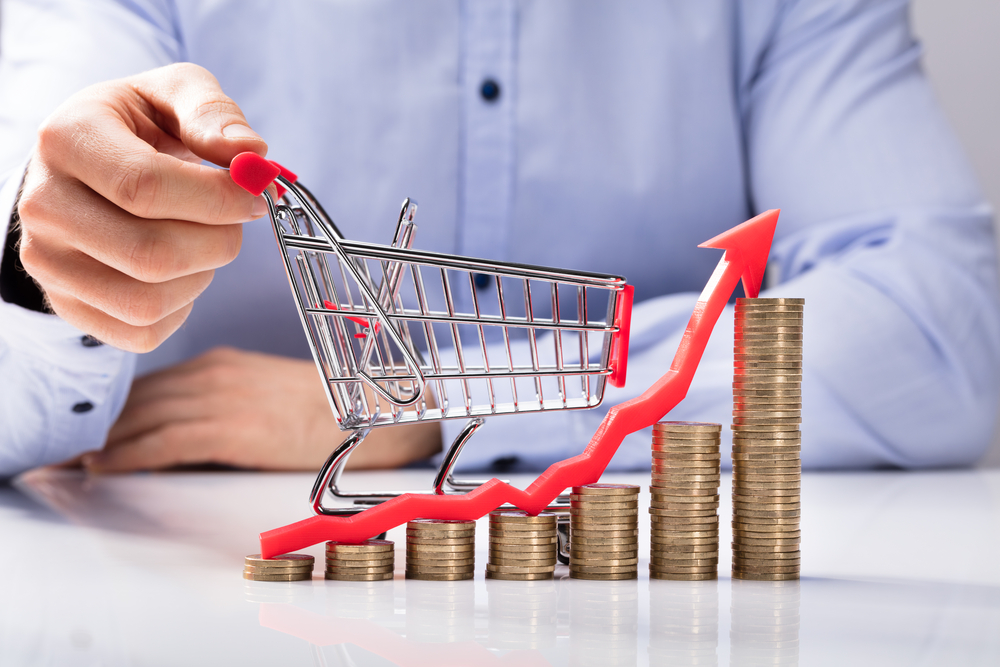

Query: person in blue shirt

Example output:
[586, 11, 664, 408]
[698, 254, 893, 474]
[1, 0, 998, 478]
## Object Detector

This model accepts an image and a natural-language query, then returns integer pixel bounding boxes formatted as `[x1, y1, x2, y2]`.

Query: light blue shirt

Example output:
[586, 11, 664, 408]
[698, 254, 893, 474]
[1, 0, 998, 477]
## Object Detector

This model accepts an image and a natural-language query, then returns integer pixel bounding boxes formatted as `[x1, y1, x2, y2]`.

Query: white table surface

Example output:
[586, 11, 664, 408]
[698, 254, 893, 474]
[2, 467, 999, 666]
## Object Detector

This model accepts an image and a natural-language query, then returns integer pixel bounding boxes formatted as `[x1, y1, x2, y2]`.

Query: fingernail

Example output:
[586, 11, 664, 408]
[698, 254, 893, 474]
[251, 196, 269, 218]
[222, 124, 261, 140]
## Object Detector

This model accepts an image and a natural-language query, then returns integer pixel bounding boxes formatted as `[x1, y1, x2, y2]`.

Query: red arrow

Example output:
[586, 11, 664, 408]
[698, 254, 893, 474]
[260, 210, 779, 557]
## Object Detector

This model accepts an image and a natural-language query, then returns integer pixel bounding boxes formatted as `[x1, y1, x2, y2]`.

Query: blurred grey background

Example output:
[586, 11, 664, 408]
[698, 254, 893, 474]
[911, 0, 1000, 466]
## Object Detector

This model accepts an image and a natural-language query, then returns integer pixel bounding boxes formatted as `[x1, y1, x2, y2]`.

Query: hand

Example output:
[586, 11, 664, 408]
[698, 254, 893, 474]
[16, 63, 274, 352]
[83, 347, 442, 473]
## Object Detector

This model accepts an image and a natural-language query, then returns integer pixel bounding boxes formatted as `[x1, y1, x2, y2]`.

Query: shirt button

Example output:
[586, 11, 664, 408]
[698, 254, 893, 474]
[480, 79, 501, 102]
[80, 335, 103, 348]
[72, 401, 94, 414]
[473, 273, 491, 290]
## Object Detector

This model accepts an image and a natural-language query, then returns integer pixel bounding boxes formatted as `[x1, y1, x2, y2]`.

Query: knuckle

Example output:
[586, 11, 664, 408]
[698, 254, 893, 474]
[117, 283, 167, 328]
[125, 231, 176, 283]
[113, 157, 160, 217]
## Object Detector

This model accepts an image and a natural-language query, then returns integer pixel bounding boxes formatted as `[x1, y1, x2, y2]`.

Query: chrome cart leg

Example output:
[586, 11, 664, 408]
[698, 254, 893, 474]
[432, 418, 486, 494]
[310, 430, 369, 515]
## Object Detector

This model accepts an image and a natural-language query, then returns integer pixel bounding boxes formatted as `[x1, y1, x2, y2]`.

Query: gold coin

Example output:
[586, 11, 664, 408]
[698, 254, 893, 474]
[654, 421, 722, 432]
[323, 564, 396, 574]
[732, 560, 801, 571]
[326, 557, 394, 568]
[570, 510, 640, 521]
[486, 571, 554, 581]
[570, 526, 639, 537]
[733, 509, 801, 519]
[732, 571, 800, 581]
[405, 572, 474, 581]
[652, 463, 720, 473]
[647, 565, 717, 574]
[488, 523, 558, 533]
[650, 555, 719, 565]
[649, 532, 719, 542]
[650, 528, 719, 538]
[325, 572, 394, 581]
[569, 565, 640, 575]
[243, 571, 312, 582]
[570, 554, 639, 565]
[489, 545, 556, 556]
[733, 544, 801, 555]
[569, 571, 637, 580]
[570, 544, 639, 556]
[406, 536, 476, 545]
[649, 443, 721, 453]
[326, 539, 394, 551]
[406, 565, 477, 575]
[571, 535, 639, 546]
[487, 537, 558, 548]
[244, 566, 313, 577]
[572, 484, 640, 495]
[489, 510, 556, 522]
[732, 409, 802, 418]
[485, 563, 554, 574]
[489, 558, 555, 568]
[651, 492, 719, 503]
[651, 451, 721, 461]
[649, 509, 717, 519]
[405, 528, 475, 539]
[733, 488, 801, 499]
[737, 297, 805, 305]
[406, 542, 477, 552]
[650, 471, 721, 480]
[732, 445, 802, 454]
[569, 498, 640, 508]
[407, 519, 476, 530]
[245, 554, 315, 569]
[649, 571, 718, 581]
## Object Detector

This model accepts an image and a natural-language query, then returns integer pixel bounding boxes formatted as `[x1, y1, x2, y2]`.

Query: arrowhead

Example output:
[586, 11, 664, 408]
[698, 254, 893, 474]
[698, 209, 779, 298]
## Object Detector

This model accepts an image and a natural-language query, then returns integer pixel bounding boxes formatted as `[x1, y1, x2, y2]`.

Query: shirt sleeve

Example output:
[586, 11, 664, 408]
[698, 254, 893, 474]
[0, 0, 181, 477]
[442, 0, 1000, 473]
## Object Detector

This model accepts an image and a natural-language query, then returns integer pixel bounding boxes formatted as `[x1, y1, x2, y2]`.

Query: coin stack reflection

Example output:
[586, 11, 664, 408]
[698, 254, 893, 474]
[405, 580, 476, 643]
[570, 580, 639, 667]
[649, 580, 719, 667]
[243, 553, 314, 581]
[325, 539, 394, 581]
[730, 581, 801, 666]
[569, 484, 640, 580]
[486, 579, 558, 650]
[732, 297, 803, 581]
[405, 519, 476, 581]
[323, 580, 395, 620]
[486, 510, 557, 580]
[649, 421, 721, 581]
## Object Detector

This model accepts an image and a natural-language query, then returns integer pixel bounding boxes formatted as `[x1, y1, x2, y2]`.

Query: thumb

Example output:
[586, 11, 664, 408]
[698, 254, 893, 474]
[133, 62, 268, 167]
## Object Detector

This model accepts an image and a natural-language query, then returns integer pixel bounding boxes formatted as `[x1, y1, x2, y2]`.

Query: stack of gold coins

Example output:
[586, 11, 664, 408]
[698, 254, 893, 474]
[732, 297, 803, 581]
[649, 421, 721, 581]
[569, 484, 640, 580]
[405, 519, 476, 581]
[325, 539, 395, 581]
[486, 510, 558, 580]
[243, 553, 314, 581]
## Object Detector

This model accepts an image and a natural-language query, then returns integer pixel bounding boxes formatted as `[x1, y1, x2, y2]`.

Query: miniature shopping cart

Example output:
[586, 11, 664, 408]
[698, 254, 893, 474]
[229, 154, 632, 533]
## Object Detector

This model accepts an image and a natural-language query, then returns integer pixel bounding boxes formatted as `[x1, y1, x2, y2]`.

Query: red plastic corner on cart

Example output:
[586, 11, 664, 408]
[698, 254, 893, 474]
[230, 152, 280, 197]
[607, 284, 634, 388]
[269, 160, 298, 200]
